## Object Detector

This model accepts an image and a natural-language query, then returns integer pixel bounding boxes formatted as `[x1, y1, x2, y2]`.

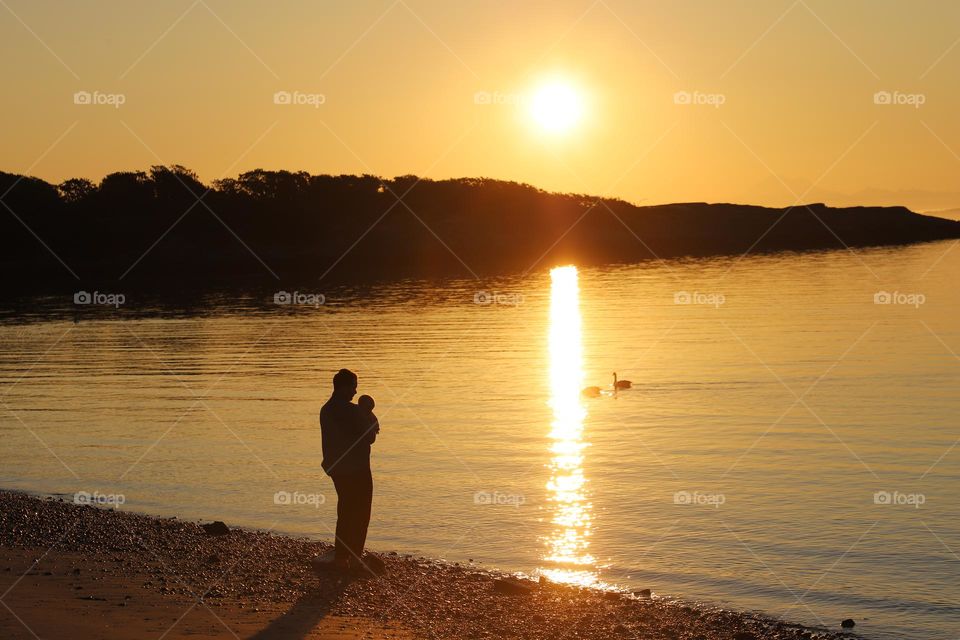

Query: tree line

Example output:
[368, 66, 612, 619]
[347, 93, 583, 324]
[2, 166, 958, 295]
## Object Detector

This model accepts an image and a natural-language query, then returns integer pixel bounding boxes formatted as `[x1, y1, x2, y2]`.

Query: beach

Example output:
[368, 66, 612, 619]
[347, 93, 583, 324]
[0, 491, 851, 640]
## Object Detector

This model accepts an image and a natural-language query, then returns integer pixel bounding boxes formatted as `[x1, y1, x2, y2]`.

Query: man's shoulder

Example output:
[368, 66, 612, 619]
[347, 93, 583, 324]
[319, 399, 336, 423]
[320, 398, 358, 423]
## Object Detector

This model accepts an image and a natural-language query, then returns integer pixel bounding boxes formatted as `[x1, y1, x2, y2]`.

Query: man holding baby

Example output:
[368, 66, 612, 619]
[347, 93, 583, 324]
[319, 368, 380, 572]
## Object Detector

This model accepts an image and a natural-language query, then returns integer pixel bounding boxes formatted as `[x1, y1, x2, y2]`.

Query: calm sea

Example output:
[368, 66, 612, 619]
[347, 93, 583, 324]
[1, 240, 958, 639]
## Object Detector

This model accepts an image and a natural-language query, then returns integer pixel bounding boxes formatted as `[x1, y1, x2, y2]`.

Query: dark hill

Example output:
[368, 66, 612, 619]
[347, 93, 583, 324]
[1, 166, 958, 295]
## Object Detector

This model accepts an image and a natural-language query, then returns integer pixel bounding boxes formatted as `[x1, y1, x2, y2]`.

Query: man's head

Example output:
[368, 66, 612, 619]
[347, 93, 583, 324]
[332, 368, 358, 399]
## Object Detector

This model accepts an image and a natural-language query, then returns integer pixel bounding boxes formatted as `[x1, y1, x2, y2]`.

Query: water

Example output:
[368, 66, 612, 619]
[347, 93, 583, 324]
[2, 241, 959, 639]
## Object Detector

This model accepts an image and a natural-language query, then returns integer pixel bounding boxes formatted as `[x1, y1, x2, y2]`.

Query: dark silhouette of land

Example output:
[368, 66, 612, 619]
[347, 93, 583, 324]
[2, 165, 959, 295]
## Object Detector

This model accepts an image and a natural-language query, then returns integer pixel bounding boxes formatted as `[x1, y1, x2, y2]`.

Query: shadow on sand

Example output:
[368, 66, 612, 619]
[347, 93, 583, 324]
[246, 574, 356, 640]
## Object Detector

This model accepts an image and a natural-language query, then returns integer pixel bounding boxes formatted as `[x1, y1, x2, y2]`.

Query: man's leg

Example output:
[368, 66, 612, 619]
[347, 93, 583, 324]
[341, 472, 368, 564]
[332, 474, 352, 564]
[354, 468, 373, 557]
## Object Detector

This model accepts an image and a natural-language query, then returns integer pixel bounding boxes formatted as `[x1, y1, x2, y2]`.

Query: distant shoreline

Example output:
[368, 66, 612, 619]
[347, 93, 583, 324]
[3, 168, 959, 297]
[0, 489, 853, 640]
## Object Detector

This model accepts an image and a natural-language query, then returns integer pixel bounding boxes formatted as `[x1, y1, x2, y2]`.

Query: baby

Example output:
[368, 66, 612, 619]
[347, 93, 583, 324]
[357, 394, 380, 442]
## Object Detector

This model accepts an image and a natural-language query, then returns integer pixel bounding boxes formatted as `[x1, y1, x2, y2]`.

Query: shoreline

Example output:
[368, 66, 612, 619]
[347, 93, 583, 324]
[0, 490, 854, 640]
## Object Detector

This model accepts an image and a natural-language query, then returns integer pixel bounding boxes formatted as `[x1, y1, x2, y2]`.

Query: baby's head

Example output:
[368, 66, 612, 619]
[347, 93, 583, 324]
[357, 394, 375, 412]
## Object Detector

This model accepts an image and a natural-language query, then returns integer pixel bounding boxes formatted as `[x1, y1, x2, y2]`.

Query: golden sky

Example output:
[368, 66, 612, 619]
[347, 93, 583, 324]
[3, 0, 960, 210]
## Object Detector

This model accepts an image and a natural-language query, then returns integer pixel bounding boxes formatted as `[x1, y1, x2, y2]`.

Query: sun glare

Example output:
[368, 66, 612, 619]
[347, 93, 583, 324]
[529, 82, 583, 134]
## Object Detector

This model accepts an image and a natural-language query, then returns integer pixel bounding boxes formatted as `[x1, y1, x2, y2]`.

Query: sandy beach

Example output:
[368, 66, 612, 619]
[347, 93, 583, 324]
[0, 491, 853, 640]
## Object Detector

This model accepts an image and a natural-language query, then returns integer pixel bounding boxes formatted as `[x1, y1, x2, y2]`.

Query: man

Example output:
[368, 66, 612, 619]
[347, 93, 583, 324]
[319, 368, 377, 571]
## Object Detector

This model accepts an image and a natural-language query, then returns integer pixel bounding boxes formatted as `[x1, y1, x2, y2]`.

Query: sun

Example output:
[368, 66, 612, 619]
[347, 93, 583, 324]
[529, 82, 583, 134]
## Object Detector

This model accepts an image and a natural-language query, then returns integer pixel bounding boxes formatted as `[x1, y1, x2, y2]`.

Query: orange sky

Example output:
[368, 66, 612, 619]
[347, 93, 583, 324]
[3, 0, 960, 210]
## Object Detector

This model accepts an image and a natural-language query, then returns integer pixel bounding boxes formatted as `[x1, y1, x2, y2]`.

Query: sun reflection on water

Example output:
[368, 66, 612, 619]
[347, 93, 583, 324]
[541, 265, 597, 587]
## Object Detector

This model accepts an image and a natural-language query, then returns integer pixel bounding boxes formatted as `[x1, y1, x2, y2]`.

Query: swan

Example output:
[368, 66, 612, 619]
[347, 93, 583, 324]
[582, 373, 632, 397]
[613, 372, 632, 390]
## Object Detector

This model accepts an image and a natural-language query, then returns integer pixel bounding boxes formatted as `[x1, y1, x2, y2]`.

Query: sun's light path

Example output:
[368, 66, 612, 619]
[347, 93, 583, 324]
[542, 265, 596, 586]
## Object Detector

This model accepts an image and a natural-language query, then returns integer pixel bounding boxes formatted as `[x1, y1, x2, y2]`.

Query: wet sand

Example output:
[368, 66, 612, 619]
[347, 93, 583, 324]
[0, 491, 851, 639]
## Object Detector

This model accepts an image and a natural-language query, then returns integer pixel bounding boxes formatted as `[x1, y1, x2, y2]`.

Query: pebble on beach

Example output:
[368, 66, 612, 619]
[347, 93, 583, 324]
[201, 521, 230, 536]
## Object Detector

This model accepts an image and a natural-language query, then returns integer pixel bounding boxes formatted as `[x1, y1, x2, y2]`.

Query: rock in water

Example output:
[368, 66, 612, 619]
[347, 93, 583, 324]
[841, 619, 856, 629]
[492, 577, 536, 595]
[201, 521, 230, 536]
[634, 588, 651, 598]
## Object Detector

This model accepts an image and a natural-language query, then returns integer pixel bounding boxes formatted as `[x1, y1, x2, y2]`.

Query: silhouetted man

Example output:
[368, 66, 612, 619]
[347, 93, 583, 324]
[319, 368, 377, 571]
